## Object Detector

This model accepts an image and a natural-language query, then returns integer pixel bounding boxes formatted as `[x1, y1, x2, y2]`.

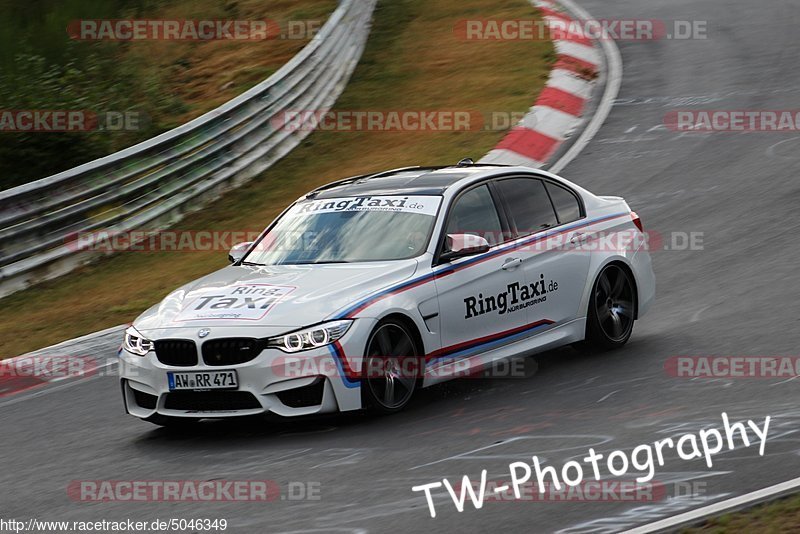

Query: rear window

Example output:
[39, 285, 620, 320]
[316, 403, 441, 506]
[546, 182, 582, 224]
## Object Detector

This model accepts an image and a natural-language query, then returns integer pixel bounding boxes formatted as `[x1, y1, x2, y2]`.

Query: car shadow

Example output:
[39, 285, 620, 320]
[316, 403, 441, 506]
[133, 336, 657, 447]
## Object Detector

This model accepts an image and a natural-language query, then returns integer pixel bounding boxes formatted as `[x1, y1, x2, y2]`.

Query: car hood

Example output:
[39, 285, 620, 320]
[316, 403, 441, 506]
[133, 259, 419, 333]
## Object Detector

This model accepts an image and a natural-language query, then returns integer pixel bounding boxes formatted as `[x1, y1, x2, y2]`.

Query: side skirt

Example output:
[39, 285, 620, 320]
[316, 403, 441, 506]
[422, 318, 586, 388]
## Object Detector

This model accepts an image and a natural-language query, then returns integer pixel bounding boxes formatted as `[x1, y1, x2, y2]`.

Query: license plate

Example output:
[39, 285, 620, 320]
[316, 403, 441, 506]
[168, 370, 238, 391]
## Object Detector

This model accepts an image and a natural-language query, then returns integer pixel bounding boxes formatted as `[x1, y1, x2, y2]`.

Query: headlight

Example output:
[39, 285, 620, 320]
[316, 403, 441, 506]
[124, 326, 154, 356]
[267, 320, 352, 353]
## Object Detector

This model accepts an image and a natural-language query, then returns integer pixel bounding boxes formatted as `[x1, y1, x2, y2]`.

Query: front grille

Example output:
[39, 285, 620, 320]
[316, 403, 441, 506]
[154, 339, 198, 367]
[202, 338, 262, 366]
[276, 379, 325, 408]
[132, 388, 157, 409]
[164, 391, 262, 411]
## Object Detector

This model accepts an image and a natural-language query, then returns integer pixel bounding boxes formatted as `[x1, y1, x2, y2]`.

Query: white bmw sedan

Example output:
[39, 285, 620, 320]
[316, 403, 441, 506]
[120, 164, 655, 426]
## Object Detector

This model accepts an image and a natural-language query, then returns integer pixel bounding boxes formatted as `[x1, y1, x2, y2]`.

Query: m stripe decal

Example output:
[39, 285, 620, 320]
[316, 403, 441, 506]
[426, 319, 555, 364]
[330, 319, 554, 387]
[328, 341, 360, 388]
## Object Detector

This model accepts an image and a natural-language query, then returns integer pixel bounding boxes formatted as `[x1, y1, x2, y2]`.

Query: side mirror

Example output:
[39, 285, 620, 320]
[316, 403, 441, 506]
[440, 233, 490, 262]
[228, 241, 254, 264]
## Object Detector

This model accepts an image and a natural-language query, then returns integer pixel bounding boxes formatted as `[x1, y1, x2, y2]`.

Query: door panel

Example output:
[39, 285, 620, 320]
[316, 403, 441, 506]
[433, 185, 529, 365]
[494, 177, 591, 326]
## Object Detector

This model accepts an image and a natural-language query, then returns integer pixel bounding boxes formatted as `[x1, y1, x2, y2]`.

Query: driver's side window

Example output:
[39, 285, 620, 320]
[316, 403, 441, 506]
[445, 184, 502, 246]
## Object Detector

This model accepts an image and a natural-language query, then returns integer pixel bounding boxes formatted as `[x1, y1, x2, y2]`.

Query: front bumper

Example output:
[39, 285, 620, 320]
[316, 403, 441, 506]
[120, 319, 375, 419]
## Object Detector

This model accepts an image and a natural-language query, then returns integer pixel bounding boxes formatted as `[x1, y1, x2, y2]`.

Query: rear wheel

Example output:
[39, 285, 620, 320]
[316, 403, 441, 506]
[361, 320, 421, 414]
[585, 264, 636, 349]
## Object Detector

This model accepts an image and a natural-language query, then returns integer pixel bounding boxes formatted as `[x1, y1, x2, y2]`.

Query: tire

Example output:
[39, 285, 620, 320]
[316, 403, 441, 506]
[585, 263, 636, 350]
[361, 320, 422, 414]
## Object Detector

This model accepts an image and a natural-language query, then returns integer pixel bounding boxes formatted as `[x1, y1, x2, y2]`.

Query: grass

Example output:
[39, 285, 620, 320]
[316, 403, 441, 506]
[139, 0, 338, 124]
[681, 492, 800, 533]
[0, 0, 553, 358]
[0, 0, 337, 188]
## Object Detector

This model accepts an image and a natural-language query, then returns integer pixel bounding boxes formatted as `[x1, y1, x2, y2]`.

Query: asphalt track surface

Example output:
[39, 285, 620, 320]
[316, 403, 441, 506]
[3, 0, 800, 532]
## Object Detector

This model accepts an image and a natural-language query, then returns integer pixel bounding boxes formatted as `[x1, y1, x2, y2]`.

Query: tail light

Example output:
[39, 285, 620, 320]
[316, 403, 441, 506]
[630, 211, 643, 232]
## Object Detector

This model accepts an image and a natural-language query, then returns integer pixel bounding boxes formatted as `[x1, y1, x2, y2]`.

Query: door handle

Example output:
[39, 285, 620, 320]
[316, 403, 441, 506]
[569, 232, 588, 245]
[501, 257, 523, 270]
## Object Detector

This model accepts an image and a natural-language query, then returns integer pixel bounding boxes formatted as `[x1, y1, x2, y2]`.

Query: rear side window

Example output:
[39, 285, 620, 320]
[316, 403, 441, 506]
[495, 178, 557, 236]
[546, 182, 582, 224]
[445, 184, 503, 245]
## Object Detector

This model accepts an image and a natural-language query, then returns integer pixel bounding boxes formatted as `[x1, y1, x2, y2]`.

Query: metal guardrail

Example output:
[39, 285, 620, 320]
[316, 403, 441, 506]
[0, 0, 377, 298]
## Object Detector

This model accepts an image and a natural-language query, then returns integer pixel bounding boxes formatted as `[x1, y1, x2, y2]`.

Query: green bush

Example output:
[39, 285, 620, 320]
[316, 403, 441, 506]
[0, 0, 184, 190]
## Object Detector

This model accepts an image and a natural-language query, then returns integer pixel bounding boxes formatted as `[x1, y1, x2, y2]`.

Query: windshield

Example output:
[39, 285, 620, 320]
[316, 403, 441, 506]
[243, 195, 442, 265]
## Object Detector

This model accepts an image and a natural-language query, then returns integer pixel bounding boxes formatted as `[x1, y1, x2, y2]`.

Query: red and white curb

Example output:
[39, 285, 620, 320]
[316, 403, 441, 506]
[481, 0, 608, 169]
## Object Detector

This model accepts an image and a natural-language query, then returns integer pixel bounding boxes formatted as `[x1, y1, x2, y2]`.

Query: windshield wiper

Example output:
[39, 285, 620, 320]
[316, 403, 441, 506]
[241, 260, 351, 266]
[282, 260, 351, 265]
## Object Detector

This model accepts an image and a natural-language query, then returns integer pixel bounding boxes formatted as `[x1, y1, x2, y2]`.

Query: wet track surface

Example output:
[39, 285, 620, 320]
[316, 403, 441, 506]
[3, 0, 800, 531]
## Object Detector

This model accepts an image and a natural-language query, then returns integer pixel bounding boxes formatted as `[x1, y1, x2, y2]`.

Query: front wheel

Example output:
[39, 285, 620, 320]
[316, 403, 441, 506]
[585, 264, 636, 349]
[361, 320, 421, 414]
